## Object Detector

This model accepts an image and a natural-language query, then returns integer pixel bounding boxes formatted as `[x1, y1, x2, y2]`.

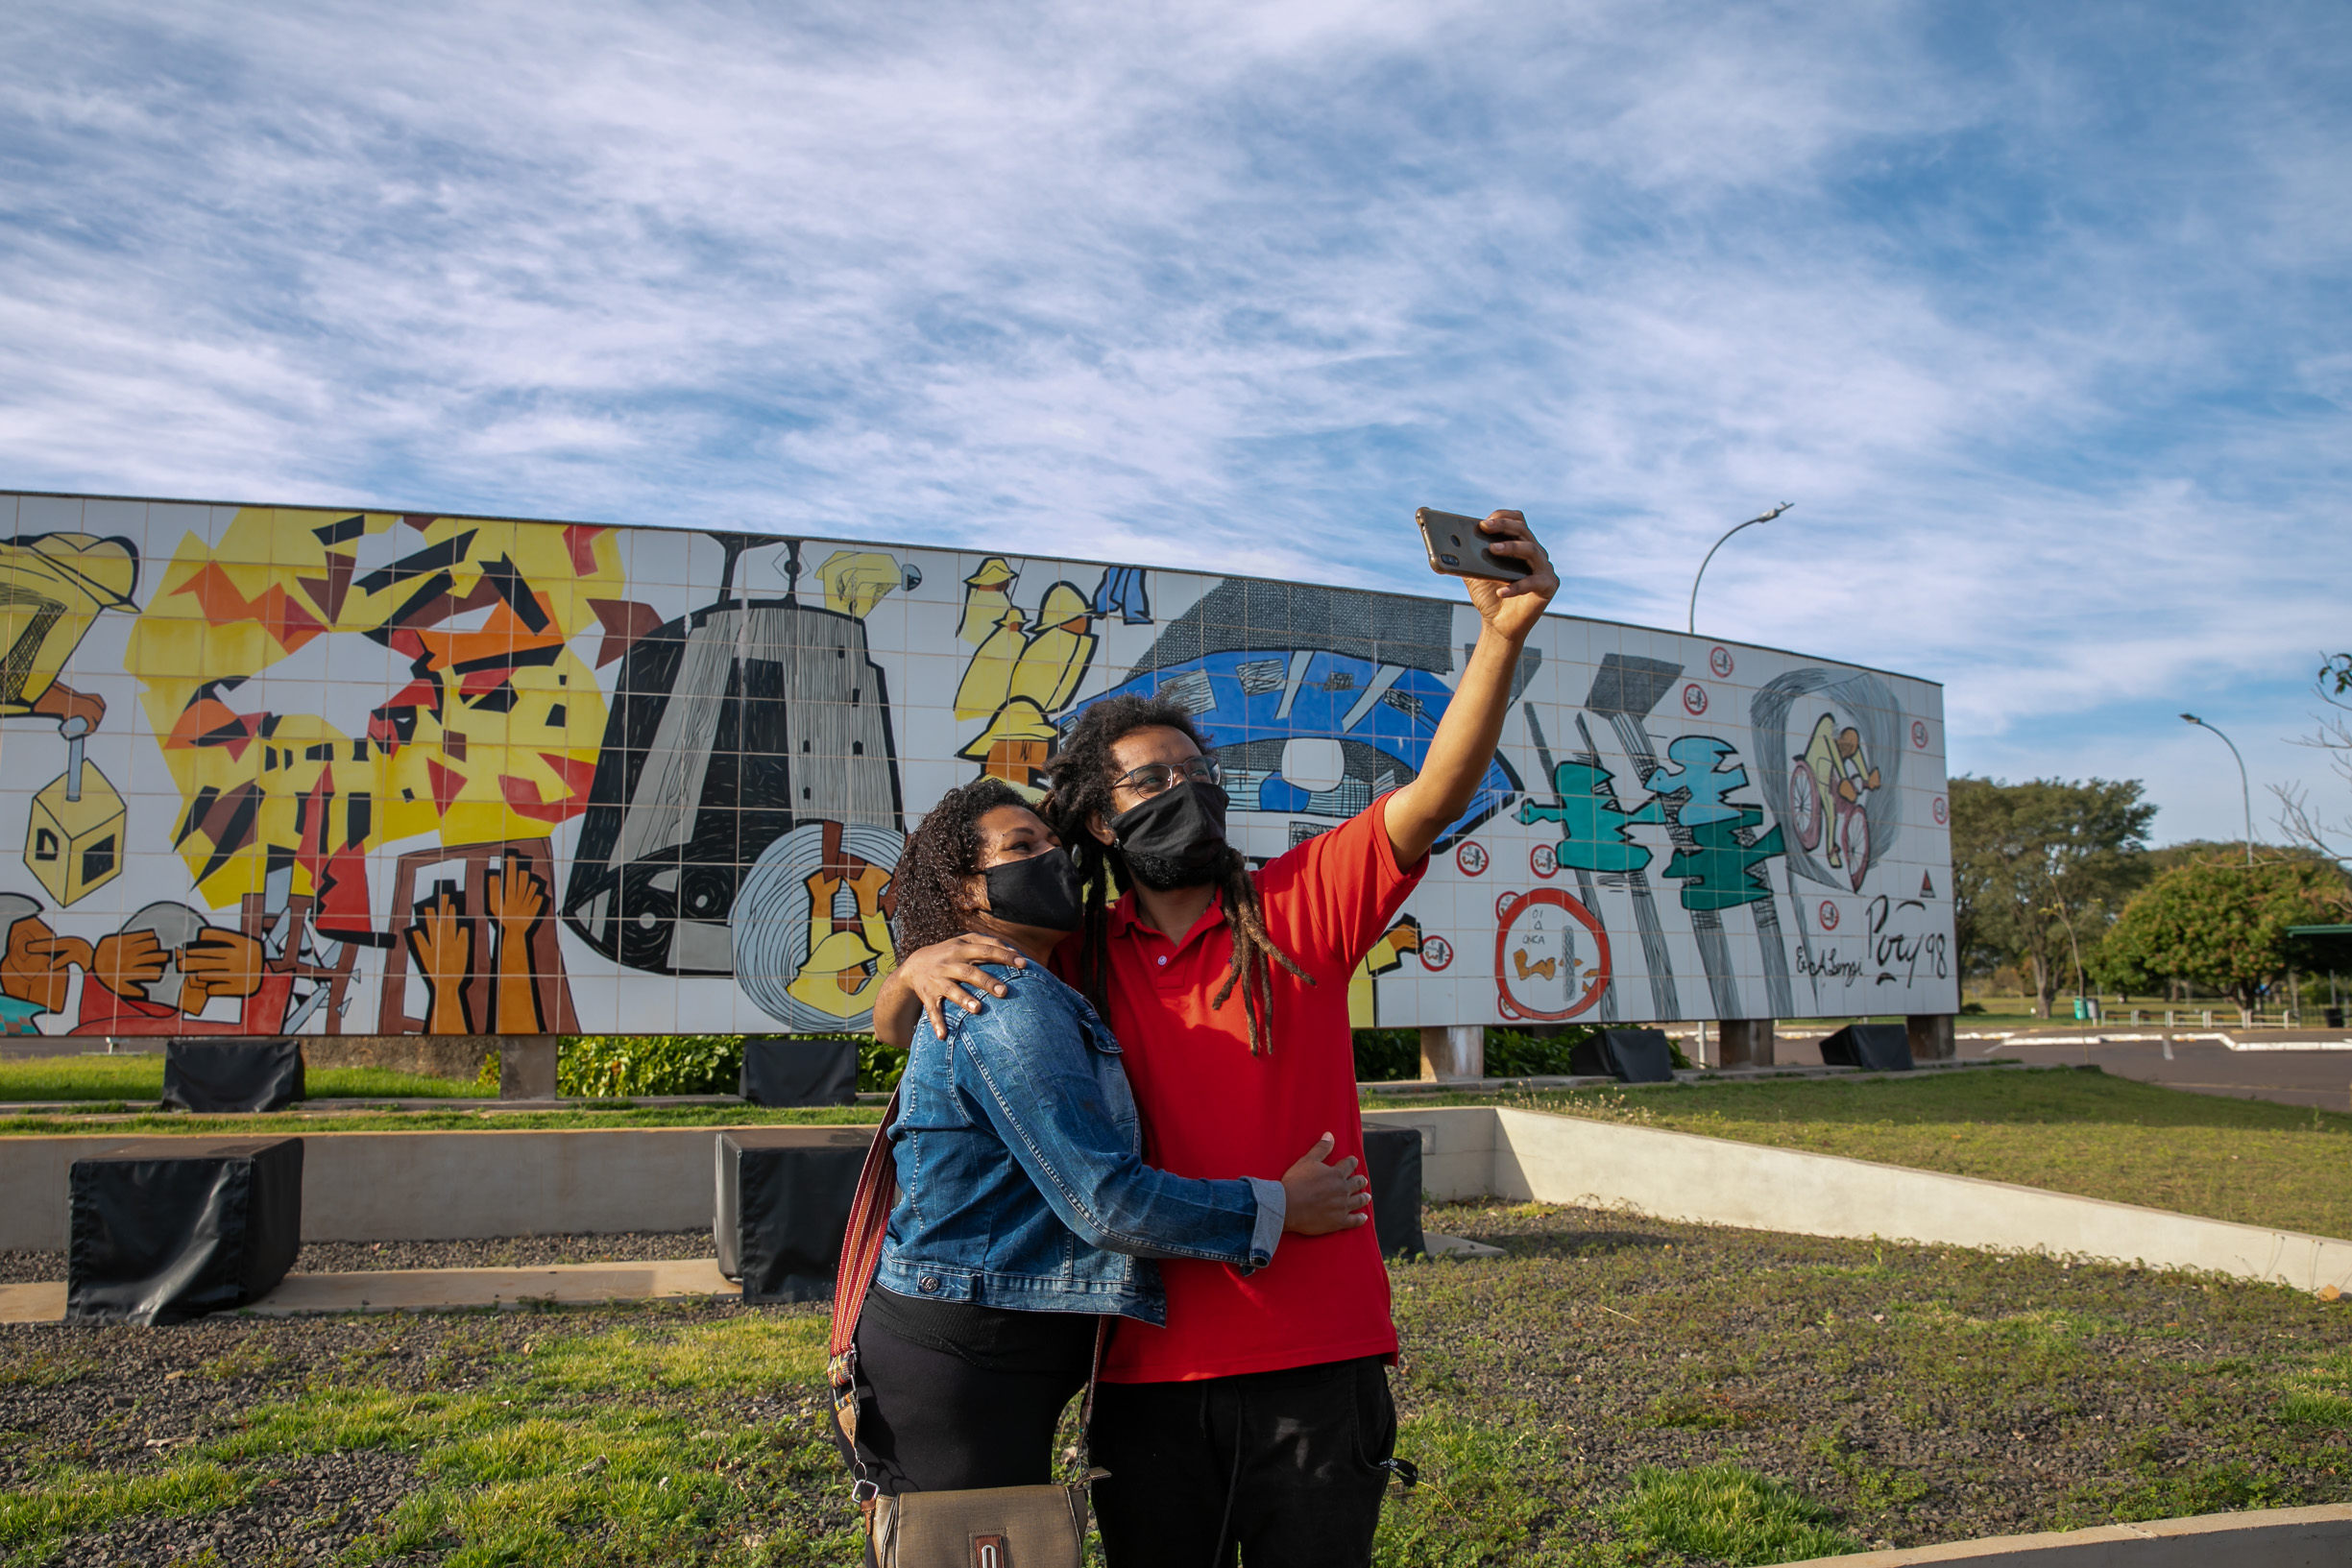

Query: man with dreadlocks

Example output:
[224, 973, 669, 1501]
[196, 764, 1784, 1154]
[872, 509, 1557, 1566]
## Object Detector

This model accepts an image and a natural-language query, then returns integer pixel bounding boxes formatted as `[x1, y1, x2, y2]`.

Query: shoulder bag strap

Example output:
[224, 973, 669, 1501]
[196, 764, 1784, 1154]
[830, 1087, 903, 1372]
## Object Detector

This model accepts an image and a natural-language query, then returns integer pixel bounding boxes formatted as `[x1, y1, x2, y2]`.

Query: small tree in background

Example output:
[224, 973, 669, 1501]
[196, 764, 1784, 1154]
[1949, 776, 2155, 1015]
[2096, 859, 2341, 1010]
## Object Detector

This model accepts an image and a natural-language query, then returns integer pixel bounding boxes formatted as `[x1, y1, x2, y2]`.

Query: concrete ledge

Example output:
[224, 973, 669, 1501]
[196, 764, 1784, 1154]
[1776, 1503, 2352, 1565]
[0, 1124, 876, 1251]
[1361, 1105, 2352, 1293]
[0, 1260, 739, 1322]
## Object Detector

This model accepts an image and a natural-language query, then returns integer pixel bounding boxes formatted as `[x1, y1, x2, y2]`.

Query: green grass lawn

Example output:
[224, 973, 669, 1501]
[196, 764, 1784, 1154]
[0, 1054, 474, 1104]
[1414, 1069, 2352, 1241]
[5, 1207, 2347, 1565]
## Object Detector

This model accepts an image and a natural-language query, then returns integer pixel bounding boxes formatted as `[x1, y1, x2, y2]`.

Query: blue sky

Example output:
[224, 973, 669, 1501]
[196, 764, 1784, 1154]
[2, 1, 2346, 849]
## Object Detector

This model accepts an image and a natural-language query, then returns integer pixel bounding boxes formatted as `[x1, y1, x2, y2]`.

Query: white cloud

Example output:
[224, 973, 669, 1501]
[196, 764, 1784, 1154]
[1, 0, 2346, 842]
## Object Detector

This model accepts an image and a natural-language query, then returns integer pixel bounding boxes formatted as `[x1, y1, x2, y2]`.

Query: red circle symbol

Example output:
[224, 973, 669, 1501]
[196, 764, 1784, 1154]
[1682, 683, 1709, 716]
[1911, 719, 1929, 749]
[1931, 795, 1949, 825]
[1418, 935, 1454, 972]
[1530, 843, 1559, 879]
[1709, 645, 1734, 678]
[1818, 901, 1840, 930]
[1495, 890, 1519, 923]
[1493, 888, 1612, 1022]
[1455, 840, 1489, 877]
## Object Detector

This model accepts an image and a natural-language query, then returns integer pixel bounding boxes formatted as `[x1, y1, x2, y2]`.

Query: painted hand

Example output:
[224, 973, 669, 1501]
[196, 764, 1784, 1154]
[1462, 510, 1559, 642]
[407, 894, 473, 1034]
[178, 930, 264, 1012]
[485, 867, 547, 930]
[91, 929, 170, 1000]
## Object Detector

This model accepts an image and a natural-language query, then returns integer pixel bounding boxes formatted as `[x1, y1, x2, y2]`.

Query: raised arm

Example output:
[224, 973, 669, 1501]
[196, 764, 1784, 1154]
[1387, 509, 1559, 866]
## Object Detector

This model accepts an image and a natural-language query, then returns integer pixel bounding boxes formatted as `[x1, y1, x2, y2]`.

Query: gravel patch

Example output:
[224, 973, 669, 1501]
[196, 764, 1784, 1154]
[0, 1228, 714, 1285]
[4, 1206, 2347, 1564]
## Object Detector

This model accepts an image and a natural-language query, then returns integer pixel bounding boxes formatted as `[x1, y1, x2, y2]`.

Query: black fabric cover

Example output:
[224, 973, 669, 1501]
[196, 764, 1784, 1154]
[1821, 1023, 1914, 1073]
[1362, 1126, 1426, 1261]
[67, 1138, 303, 1325]
[1570, 1028, 1677, 1084]
[738, 1037, 860, 1107]
[715, 1128, 870, 1302]
[161, 1039, 304, 1113]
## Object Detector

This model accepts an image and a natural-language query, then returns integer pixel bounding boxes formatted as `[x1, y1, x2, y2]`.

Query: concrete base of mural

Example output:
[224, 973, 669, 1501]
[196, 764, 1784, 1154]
[1418, 1025, 1487, 1081]
[8, 1100, 2342, 1290]
[1359, 1105, 2352, 1294]
[0, 1259, 738, 1323]
[1774, 1503, 2352, 1567]
[0, 1125, 870, 1251]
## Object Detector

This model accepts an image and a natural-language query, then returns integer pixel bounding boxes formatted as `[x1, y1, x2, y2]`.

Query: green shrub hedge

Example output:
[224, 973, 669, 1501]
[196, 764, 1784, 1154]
[543, 1024, 1665, 1098]
[1355, 1024, 1681, 1081]
[551, 1034, 907, 1098]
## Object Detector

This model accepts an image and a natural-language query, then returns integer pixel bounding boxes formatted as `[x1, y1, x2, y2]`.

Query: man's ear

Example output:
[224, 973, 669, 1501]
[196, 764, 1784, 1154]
[1087, 808, 1115, 847]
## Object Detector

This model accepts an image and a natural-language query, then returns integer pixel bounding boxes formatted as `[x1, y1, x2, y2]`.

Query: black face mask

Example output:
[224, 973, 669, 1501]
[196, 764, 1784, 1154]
[1109, 783, 1230, 890]
[982, 846, 1083, 932]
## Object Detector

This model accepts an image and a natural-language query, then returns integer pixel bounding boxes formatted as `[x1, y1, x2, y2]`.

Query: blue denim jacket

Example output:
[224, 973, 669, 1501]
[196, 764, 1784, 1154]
[876, 962, 1284, 1324]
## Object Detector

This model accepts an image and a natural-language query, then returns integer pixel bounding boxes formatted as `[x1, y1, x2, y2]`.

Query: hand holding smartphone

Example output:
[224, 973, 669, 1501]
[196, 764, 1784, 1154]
[1417, 508, 1534, 583]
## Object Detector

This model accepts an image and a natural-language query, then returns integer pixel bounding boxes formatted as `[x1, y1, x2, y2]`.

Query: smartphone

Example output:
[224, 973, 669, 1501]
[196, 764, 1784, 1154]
[1417, 508, 1531, 583]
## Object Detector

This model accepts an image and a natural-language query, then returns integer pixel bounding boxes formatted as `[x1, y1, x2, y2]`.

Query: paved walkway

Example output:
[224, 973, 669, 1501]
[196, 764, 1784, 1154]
[1965, 1034, 2352, 1113]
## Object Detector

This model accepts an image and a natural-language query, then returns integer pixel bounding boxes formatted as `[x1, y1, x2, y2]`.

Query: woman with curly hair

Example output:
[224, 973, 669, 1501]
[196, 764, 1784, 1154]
[831, 776, 1370, 1515]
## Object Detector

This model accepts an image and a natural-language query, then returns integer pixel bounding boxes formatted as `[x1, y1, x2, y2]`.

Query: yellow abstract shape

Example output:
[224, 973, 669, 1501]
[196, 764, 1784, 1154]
[817, 551, 903, 619]
[1347, 920, 1421, 1028]
[25, 760, 126, 906]
[958, 698, 1058, 800]
[1007, 622, 1096, 714]
[125, 508, 618, 906]
[954, 608, 1029, 720]
[0, 533, 138, 712]
[958, 558, 1017, 646]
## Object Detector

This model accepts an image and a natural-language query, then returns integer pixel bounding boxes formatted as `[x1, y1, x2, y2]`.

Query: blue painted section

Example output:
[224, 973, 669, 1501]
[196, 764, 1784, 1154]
[1074, 649, 1515, 843]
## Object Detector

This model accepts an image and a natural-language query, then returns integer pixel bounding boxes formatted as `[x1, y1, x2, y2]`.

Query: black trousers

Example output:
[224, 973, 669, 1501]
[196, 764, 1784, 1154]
[1089, 1357, 1396, 1568]
[829, 1316, 1090, 1496]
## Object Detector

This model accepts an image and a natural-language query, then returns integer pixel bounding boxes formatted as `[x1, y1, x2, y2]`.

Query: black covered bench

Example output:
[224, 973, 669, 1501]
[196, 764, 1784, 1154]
[68, 1137, 303, 1325]
[714, 1127, 871, 1302]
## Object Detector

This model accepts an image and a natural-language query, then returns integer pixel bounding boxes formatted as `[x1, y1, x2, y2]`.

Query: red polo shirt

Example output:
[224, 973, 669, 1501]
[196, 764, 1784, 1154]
[1055, 792, 1427, 1383]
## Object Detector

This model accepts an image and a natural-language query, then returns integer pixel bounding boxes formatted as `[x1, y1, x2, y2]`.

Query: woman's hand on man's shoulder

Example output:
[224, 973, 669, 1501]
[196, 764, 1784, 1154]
[894, 934, 1031, 1041]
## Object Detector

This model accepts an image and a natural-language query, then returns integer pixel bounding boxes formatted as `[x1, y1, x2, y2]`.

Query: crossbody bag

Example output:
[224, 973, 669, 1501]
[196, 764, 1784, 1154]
[829, 1089, 1109, 1568]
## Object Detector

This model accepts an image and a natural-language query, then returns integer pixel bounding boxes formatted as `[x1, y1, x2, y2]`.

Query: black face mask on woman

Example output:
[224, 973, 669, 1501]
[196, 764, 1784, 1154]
[982, 846, 1083, 932]
[1108, 783, 1231, 890]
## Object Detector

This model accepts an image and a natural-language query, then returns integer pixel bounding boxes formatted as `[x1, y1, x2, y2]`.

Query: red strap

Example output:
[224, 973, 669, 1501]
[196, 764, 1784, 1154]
[829, 1088, 903, 1365]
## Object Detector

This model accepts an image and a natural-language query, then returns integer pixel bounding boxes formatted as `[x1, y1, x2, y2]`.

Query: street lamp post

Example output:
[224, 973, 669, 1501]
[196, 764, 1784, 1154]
[2180, 713, 2254, 865]
[1688, 502, 1792, 635]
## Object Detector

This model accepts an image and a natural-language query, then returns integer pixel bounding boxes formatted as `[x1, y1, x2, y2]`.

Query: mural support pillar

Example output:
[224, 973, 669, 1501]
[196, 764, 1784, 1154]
[1418, 1025, 1486, 1082]
[1906, 1015, 1955, 1063]
[498, 1036, 561, 1099]
[1716, 1018, 1775, 1068]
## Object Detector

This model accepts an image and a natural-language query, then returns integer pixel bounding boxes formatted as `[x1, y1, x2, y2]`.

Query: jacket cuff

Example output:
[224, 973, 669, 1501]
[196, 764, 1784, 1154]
[1243, 1176, 1286, 1272]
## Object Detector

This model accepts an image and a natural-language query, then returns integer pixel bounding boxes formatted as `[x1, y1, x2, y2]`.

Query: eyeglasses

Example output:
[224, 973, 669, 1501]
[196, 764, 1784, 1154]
[1110, 756, 1224, 798]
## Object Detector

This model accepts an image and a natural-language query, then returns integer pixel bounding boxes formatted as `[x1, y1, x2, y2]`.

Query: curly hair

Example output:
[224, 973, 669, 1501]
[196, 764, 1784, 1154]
[889, 777, 1033, 957]
[1039, 694, 1308, 1055]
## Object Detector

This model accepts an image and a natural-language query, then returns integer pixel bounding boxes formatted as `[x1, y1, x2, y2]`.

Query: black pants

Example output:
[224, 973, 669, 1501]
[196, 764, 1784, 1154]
[1090, 1357, 1396, 1568]
[830, 1316, 1090, 1496]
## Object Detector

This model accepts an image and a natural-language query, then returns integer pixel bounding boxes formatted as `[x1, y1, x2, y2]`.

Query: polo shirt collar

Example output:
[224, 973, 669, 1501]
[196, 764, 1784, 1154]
[1108, 883, 1231, 955]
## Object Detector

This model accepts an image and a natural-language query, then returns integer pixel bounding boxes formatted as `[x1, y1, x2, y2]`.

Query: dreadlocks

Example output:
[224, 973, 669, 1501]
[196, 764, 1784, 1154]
[1040, 694, 1309, 1054]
